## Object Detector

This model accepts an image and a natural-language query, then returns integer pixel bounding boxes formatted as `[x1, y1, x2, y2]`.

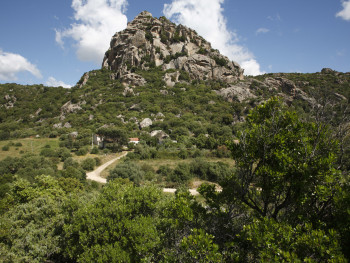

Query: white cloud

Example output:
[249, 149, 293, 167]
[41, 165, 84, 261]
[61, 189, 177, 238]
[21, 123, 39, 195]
[46, 77, 72, 88]
[56, 0, 128, 64]
[256, 28, 270, 35]
[267, 14, 281, 21]
[336, 0, 350, 21]
[0, 49, 42, 81]
[241, 59, 264, 76]
[163, 0, 264, 76]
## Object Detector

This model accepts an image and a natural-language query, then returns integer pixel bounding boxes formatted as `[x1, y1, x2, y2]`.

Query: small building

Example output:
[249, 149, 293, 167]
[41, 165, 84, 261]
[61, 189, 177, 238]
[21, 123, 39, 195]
[129, 138, 140, 144]
[93, 134, 104, 148]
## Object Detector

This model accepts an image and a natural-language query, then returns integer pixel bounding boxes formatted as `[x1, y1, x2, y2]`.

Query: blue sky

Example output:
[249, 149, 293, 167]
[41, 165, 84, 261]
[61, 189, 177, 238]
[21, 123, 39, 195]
[0, 0, 349, 87]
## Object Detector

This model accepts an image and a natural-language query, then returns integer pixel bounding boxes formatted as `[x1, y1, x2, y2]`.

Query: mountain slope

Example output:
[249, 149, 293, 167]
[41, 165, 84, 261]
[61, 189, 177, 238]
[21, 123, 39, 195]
[0, 12, 349, 143]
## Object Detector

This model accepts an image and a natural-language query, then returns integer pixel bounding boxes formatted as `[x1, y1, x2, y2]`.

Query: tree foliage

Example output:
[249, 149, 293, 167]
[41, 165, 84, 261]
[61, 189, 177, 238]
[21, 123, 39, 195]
[225, 97, 340, 224]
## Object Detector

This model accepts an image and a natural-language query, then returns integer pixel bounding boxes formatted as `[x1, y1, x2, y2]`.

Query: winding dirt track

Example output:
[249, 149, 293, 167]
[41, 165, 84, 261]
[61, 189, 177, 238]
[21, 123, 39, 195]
[86, 152, 128, 183]
[86, 152, 200, 195]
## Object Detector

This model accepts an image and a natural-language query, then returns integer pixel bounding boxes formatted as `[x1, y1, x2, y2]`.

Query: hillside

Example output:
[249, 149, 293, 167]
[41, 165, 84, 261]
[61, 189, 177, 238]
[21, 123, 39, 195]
[1, 67, 349, 142]
[0, 11, 349, 262]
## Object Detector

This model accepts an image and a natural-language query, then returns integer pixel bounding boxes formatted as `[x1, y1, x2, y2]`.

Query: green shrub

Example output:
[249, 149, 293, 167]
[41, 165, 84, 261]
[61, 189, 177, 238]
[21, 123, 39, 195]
[90, 147, 99, 154]
[178, 148, 189, 159]
[63, 157, 79, 169]
[81, 158, 96, 171]
[108, 162, 144, 185]
[76, 147, 88, 156]
[157, 165, 173, 178]
[145, 31, 153, 42]
[57, 147, 72, 161]
[94, 157, 102, 166]
[212, 56, 227, 67]
[62, 166, 86, 181]
[40, 148, 57, 157]
[2, 145, 9, 151]
[197, 47, 208, 55]
[168, 163, 192, 183]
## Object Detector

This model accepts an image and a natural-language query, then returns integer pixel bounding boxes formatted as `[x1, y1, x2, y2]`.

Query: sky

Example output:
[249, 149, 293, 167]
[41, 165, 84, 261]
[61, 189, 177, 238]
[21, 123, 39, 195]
[0, 0, 350, 88]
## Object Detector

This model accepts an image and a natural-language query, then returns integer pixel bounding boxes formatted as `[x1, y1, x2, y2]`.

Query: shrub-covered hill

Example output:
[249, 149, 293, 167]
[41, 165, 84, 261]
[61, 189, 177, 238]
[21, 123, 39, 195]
[0, 67, 349, 143]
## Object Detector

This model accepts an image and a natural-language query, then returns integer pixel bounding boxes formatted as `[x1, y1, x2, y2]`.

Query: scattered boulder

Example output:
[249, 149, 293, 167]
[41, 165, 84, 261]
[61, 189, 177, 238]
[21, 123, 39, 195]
[64, 122, 72, 129]
[150, 130, 169, 140]
[53, 123, 62, 129]
[61, 101, 82, 114]
[164, 71, 180, 87]
[160, 90, 168, 95]
[140, 118, 153, 129]
[321, 68, 337, 74]
[121, 73, 146, 87]
[123, 87, 135, 96]
[130, 104, 141, 111]
[69, 131, 78, 138]
[77, 72, 90, 88]
[155, 112, 165, 119]
[216, 82, 256, 102]
[3, 94, 17, 109]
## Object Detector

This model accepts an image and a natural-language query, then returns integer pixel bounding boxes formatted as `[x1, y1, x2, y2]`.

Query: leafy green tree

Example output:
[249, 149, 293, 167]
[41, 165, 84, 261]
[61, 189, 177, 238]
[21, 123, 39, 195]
[108, 161, 144, 185]
[168, 163, 192, 184]
[63, 157, 79, 169]
[0, 196, 65, 262]
[236, 218, 345, 262]
[56, 147, 72, 161]
[97, 127, 128, 152]
[81, 158, 96, 171]
[225, 97, 340, 224]
[61, 166, 86, 182]
[62, 179, 164, 262]
[163, 228, 223, 263]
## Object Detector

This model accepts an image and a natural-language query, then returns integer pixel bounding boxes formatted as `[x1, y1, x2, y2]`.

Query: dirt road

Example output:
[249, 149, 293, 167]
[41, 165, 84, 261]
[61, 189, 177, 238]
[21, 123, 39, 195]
[86, 152, 128, 183]
[163, 188, 199, 195]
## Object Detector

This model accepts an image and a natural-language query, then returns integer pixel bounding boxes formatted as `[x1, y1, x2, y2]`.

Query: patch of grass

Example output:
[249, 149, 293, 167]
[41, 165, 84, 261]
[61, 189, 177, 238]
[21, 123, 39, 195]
[134, 157, 235, 171]
[0, 138, 59, 160]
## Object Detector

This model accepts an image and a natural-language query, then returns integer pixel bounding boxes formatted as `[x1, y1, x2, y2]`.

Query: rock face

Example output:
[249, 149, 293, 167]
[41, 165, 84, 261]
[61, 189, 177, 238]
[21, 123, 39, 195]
[216, 82, 256, 102]
[102, 11, 244, 85]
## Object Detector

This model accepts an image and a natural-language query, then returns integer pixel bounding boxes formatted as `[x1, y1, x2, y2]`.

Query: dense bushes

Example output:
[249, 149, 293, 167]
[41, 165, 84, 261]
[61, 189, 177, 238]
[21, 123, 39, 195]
[81, 158, 96, 171]
[157, 158, 233, 186]
[109, 162, 145, 185]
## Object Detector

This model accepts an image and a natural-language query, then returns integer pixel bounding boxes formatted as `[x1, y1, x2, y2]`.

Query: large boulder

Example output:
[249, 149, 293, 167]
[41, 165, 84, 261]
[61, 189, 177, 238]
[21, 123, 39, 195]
[140, 118, 153, 129]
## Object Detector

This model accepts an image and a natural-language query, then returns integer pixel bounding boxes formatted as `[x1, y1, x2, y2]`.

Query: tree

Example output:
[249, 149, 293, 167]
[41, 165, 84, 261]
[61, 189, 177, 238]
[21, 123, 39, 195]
[224, 97, 341, 224]
[97, 127, 128, 152]
[108, 162, 144, 185]
[0, 196, 65, 262]
[62, 180, 164, 262]
[81, 158, 96, 171]
[237, 217, 345, 262]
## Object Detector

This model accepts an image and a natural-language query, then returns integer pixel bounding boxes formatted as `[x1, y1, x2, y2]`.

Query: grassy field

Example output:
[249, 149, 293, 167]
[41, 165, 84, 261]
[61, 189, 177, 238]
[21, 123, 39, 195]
[0, 137, 60, 160]
[135, 157, 235, 171]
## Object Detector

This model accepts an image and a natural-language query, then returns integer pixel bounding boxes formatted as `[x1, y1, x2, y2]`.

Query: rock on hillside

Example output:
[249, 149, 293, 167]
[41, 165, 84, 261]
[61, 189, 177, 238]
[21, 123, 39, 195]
[102, 11, 244, 86]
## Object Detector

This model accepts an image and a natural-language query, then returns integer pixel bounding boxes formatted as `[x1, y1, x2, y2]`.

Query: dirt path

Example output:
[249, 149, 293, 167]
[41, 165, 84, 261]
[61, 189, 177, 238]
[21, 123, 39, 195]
[163, 188, 199, 195]
[86, 152, 128, 183]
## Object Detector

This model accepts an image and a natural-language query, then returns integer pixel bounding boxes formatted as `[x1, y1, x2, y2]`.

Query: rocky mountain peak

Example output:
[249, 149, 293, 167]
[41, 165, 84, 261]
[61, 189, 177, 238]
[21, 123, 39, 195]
[102, 11, 244, 86]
